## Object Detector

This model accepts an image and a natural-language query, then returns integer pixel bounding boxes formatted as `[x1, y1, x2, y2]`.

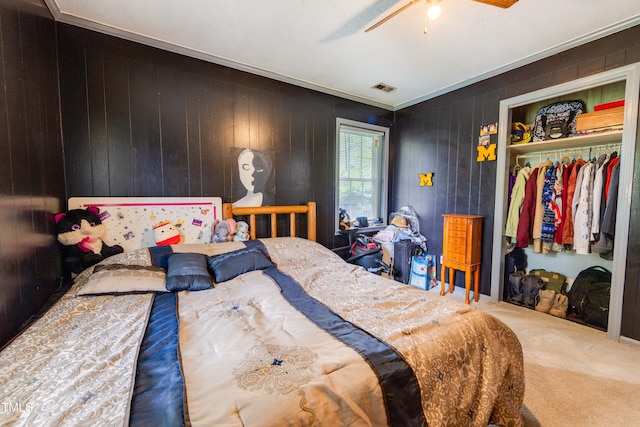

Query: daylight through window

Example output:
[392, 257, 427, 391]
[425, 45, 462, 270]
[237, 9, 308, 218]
[336, 118, 389, 231]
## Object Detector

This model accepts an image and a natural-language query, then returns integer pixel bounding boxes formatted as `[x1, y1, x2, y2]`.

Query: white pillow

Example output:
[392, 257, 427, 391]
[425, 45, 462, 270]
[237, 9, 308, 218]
[77, 264, 167, 295]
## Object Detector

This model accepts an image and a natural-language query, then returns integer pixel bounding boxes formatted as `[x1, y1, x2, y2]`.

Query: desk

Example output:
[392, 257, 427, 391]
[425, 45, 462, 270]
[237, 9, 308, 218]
[440, 214, 483, 304]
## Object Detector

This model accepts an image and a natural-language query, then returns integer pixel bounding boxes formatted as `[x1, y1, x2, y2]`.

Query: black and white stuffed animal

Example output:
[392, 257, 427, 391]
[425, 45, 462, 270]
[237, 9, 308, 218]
[55, 207, 124, 274]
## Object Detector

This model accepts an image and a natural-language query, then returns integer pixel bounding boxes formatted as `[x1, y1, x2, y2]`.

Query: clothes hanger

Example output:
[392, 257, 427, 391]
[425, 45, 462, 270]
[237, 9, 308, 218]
[513, 156, 522, 173]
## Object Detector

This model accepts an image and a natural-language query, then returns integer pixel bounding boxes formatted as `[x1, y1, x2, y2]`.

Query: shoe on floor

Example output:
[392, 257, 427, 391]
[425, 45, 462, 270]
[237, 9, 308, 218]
[549, 294, 569, 318]
[535, 289, 556, 314]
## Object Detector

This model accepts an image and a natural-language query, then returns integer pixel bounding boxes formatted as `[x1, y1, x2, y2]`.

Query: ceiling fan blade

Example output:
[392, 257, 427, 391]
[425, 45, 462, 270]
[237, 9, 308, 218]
[472, 0, 519, 8]
[365, 0, 422, 32]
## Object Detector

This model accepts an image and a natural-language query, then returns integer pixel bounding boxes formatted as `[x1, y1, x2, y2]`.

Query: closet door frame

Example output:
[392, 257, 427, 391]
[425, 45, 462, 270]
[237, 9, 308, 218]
[491, 62, 640, 342]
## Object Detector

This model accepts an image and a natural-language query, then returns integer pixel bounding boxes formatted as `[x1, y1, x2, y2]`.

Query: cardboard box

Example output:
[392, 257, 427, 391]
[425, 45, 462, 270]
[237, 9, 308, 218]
[576, 106, 624, 131]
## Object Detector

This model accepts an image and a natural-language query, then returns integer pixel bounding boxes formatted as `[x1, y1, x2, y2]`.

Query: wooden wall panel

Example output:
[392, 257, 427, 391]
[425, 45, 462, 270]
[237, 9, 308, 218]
[393, 25, 640, 339]
[130, 60, 163, 196]
[56, 23, 393, 248]
[0, 0, 64, 348]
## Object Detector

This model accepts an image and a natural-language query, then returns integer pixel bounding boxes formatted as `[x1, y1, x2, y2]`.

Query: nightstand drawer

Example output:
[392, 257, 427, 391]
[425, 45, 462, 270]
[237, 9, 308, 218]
[448, 244, 466, 255]
[448, 236, 466, 246]
[448, 229, 467, 239]
[447, 252, 466, 263]
[448, 223, 467, 232]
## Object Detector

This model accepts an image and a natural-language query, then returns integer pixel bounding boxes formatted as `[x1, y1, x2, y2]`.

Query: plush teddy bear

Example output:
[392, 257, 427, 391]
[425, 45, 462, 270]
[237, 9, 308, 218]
[55, 207, 124, 274]
[339, 208, 352, 231]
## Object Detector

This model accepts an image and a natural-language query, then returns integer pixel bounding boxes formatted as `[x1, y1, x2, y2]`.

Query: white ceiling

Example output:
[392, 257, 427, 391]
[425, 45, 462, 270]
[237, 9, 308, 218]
[45, 0, 640, 111]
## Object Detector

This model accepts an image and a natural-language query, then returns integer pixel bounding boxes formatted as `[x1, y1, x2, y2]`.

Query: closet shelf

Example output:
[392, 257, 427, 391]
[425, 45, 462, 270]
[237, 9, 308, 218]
[508, 130, 623, 154]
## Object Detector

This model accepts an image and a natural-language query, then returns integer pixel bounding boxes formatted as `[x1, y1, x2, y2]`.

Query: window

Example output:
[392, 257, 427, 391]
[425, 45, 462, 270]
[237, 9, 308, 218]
[335, 118, 389, 231]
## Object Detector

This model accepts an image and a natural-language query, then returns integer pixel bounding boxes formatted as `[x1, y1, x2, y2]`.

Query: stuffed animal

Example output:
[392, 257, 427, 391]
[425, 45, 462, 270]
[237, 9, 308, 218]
[210, 218, 237, 243]
[233, 221, 250, 241]
[339, 208, 352, 231]
[55, 207, 124, 274]
[153, 220, 182, 246]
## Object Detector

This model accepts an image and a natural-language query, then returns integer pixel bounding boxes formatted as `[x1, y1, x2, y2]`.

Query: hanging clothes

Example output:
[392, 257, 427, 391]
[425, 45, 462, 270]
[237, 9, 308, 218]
[516, 167, 539, 248]
[593, 159, 620, 260]
[505, 166, 531, 239]
[556, 162, 573, 245]
[573, 161, 595, 255]
[540, 164, 557, 243]
[507, 169, 518, 212]
[590, 153, 609, 241]
[562, 158, 586, 245]
[532, 160, 553, 253]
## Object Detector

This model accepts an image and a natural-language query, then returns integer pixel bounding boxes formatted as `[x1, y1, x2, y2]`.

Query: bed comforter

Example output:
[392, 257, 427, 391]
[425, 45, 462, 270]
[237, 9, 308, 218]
[0, 237, 524, 426]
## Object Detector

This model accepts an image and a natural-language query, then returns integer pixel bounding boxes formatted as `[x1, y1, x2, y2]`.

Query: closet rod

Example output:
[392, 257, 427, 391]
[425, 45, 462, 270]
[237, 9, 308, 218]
[514, 142, 620, 163]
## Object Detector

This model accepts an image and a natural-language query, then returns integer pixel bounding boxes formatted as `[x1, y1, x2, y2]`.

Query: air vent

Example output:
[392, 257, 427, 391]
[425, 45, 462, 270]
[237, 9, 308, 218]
[372, 83, 396, 93]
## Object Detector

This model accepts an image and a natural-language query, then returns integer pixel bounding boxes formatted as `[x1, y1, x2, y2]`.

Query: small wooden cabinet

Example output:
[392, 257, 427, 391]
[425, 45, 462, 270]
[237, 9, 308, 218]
[441, 214, 483, 304]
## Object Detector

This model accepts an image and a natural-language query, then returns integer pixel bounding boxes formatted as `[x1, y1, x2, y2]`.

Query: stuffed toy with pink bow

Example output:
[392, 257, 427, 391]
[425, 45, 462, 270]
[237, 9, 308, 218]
[55, 207, 124, 274]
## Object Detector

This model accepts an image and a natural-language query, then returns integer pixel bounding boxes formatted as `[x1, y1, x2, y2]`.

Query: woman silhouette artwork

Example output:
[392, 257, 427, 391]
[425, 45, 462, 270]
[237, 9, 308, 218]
[232, 148, 275, 207]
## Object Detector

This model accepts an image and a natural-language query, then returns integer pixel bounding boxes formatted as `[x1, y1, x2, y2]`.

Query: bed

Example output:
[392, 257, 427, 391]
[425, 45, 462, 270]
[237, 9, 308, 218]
[0, 200, 524, 426]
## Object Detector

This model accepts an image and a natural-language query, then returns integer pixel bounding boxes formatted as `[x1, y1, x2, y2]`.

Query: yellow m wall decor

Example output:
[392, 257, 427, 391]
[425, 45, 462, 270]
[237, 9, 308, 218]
[476, 143, 497, 162]
[419, 173, 433, 187]
[477, 122, 497, 162]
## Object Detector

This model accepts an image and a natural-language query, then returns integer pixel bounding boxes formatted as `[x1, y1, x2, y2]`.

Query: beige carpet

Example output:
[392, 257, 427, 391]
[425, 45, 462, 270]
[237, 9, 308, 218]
[442, 288, 640, 427]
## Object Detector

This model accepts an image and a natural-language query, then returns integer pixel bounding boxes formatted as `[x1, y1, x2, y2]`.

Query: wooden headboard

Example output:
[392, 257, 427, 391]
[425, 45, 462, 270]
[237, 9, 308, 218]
[223, 202, 316, 242]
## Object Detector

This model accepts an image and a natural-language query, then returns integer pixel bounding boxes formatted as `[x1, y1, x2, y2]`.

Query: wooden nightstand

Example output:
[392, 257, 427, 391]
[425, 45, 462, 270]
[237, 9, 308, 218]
[440, 214, 483, 304]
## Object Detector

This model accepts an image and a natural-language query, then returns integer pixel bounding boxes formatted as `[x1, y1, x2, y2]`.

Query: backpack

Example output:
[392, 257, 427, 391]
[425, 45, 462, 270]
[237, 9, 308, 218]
[567, 266, 612, 329]
[531, 100, 586, 141]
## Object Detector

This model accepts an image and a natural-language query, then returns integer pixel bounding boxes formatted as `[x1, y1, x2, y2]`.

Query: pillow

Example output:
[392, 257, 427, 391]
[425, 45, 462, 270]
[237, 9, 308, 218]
[166, 253, 213, 292]
[77, 264, 167, 295]
[206, 247, 274, 283]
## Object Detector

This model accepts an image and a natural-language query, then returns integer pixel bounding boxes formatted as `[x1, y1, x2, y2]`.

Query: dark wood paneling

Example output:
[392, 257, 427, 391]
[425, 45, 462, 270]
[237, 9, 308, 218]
[394, 25, 640, 339]
[0, 0, 64, 348]
[130, 60, 163, 196]
[622, 117, 640, 339]
[56, 23, 393, 248]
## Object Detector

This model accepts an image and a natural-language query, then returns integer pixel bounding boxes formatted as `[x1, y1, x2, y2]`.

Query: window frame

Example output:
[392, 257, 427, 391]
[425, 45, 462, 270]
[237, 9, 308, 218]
[334, 118, 390, 232]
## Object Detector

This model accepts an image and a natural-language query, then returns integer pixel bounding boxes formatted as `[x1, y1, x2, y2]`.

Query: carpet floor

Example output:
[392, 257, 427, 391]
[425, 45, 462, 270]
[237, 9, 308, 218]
[442, 287, 640, 426]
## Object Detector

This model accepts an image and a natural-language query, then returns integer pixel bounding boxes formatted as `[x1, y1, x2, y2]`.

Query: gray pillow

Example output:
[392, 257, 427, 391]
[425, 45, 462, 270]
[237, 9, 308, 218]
[166, 253, 213, 292]
[206, 247, 274, 283]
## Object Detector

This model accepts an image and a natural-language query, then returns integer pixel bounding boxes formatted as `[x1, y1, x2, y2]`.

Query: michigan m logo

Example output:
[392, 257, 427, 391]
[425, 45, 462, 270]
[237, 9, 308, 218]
[476, 143, 497, 162]
[419, 173, 433, 187]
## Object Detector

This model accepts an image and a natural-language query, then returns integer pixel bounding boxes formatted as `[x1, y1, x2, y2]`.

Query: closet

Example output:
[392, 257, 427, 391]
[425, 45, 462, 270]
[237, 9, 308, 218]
[490, 63, 640, 343]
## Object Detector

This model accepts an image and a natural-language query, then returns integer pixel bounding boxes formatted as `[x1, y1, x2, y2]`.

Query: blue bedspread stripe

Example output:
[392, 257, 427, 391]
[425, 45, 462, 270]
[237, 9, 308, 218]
[248, 240, 427, 427]
[129, 246, 185, 426]
[129, 292, 185, 426]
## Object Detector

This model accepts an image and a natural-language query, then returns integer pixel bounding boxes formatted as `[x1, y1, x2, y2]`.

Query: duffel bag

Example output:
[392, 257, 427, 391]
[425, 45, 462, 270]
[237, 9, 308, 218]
[531, 100, 586, 141]
[530, 268, 567, 295]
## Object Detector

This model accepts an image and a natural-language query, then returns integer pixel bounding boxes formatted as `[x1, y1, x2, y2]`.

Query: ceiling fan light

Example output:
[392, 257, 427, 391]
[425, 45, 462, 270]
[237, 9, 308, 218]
[427, 5, 441, 20]
[427, 0, 442, 20]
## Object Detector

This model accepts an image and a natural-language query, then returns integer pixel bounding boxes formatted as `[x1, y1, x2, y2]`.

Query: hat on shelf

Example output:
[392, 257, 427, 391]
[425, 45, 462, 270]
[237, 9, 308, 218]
[391, 216, 409, 229]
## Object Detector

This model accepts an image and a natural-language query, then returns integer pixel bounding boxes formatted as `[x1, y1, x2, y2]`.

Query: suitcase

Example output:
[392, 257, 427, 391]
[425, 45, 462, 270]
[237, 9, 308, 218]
[392, 240, 423, 284]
